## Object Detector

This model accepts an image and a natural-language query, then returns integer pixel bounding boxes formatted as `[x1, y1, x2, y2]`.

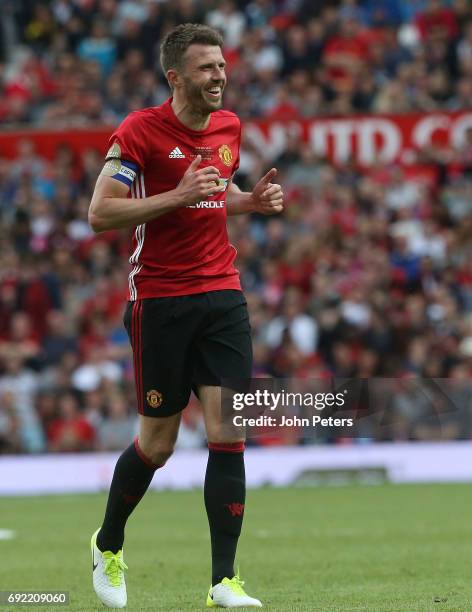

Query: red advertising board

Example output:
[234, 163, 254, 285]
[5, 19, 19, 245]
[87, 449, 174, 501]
[0, 127, 113, 160]
[243, 110, 472, 166]
[1, 110, 472, 165]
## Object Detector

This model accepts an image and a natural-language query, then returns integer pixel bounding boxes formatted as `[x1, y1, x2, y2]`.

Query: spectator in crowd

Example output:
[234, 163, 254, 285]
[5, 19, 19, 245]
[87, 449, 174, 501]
[97, 392, 137, 451]
[0, 390, 22, 454]
[77, 20, 117, 77]
[0, 354, 44, 452]
[263, 288, 319, 356]
[47, 392, 95, 452]
[41, 310, 78, 368]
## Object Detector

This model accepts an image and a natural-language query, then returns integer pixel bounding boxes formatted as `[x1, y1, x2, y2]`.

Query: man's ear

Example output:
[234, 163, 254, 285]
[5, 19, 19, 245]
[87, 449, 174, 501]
[167, 69, 181, 90]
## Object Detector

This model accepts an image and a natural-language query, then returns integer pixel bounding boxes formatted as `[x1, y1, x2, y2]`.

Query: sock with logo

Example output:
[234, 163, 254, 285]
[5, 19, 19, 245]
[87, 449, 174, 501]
[97, 437, 161, 554]
[204, 442, 246, 586]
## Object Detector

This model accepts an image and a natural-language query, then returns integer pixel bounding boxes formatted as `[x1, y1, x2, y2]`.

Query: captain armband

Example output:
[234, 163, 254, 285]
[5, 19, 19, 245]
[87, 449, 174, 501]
[101, 158, 138, 187]
[101, 142, 138, 187]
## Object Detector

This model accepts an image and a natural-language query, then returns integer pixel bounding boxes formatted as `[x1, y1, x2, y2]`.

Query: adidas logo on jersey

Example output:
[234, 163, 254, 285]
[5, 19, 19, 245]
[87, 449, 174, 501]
[169, 147, 185, 158]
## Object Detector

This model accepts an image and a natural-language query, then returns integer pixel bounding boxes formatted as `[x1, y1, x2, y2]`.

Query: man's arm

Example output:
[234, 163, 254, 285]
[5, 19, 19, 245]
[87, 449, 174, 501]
[88, 154, 220, 233]
[225, 181, 256, 216]
[226, 168, 284, 217]
[88, 175, 182, 232]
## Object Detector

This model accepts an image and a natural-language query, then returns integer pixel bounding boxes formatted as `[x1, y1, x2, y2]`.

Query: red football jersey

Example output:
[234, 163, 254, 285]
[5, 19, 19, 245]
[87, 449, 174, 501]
[107, 97, 242, 299]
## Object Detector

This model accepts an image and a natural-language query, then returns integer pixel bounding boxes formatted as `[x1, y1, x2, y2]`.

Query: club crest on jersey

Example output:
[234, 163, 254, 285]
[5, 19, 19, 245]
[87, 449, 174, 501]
[219, 144, 232, 166]
[146, 389, 163, 408]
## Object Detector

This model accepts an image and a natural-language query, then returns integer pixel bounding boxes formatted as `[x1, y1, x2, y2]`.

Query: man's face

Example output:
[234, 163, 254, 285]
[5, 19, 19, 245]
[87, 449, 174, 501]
[178, 44, 227, 113]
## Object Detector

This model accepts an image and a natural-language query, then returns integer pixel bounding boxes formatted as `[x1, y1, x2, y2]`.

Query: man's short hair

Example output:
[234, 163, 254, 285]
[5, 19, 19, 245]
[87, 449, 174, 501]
[160, 23, 224, 74]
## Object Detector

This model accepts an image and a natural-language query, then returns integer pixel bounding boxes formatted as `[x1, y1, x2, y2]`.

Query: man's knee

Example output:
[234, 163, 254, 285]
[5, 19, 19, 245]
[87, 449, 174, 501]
[206, 421, 244, 445]
[137, 413, 181, 467]
[138, 440, 175, 467]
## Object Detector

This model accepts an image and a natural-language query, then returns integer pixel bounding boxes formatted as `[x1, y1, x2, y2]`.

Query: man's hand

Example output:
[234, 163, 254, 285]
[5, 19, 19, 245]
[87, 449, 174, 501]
[250, 168, 284, 215]
[175, 155, 221, 205]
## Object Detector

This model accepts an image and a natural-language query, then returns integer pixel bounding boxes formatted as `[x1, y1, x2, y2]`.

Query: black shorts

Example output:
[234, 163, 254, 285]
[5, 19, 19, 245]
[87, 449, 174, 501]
[123, 289, 252, 417]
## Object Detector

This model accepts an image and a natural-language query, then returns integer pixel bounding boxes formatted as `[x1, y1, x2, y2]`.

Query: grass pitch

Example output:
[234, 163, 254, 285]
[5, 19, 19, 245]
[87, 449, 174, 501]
[0, 484, 470, 611]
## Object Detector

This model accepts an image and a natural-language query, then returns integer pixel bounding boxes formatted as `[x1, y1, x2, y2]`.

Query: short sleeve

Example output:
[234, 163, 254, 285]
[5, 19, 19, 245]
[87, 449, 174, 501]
[232, 119, 242, 175]
[106, 112, 147, 170]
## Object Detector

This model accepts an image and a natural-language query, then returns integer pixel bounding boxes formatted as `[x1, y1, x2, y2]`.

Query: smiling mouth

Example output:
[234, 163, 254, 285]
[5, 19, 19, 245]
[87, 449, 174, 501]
[205, 86, 223, 99]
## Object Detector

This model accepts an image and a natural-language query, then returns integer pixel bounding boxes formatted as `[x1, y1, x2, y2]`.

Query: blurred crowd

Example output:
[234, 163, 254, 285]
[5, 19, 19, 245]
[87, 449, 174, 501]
[3, 0, 472, 124]
[1, 129, 472, 452]
[1, 0, 472, 453]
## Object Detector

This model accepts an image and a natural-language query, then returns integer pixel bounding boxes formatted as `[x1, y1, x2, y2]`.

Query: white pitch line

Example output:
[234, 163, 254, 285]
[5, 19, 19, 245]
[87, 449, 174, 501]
[0, 529, 16, 540]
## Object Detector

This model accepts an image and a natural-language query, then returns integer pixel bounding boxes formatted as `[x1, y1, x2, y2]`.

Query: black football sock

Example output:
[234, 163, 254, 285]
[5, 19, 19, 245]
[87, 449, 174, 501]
[97, 437, 160, 554]
[204, 442, 246, 586]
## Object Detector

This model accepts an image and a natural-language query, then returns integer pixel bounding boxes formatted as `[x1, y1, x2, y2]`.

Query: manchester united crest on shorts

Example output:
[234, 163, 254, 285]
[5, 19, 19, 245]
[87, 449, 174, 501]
[219, 144, 232, 166]
[146, 389, 163, 408]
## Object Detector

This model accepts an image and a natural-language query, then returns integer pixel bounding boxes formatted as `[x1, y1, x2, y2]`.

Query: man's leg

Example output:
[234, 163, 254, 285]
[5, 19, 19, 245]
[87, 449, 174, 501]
[200, 385, 261, 607]
[192, 291, 260, 606]
[91, 413, 181, 608]
[97, 412, 181, 553]
[98, 296, 189, 554]
[200, 385, 246, 584]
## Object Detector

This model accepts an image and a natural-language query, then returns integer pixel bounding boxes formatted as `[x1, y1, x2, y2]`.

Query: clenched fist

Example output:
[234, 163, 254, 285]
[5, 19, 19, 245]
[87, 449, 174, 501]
[176, 155, 221, 205]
